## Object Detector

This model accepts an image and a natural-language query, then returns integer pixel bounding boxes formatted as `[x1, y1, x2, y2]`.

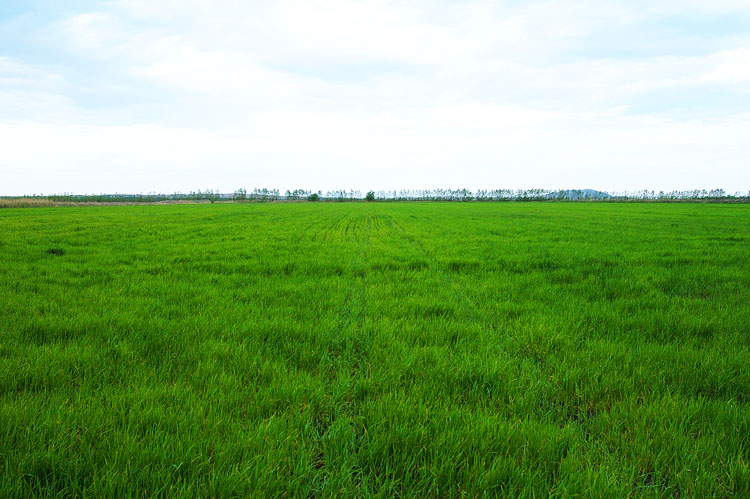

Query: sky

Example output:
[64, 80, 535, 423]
[1, 0, 749, 195]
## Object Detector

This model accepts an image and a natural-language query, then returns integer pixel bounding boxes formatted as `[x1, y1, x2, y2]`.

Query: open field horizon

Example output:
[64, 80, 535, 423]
[2, 202, 749, 496]
[2, 186, 749, 206]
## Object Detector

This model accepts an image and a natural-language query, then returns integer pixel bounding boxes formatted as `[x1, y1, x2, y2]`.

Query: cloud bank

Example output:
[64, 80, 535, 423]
[1, 0, 749, 194]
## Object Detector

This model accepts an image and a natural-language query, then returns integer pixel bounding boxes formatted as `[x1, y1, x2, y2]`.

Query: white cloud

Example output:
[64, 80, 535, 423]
[1, 0, 749, 194]
[705, 48, 750, 84]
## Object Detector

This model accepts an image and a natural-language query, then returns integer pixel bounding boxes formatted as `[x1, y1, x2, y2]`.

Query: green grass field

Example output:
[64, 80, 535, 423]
[1, 202, 749, 496]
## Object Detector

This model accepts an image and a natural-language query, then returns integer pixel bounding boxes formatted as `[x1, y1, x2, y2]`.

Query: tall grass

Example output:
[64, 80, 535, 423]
[0, 202, 748, 496]
[0, 197, 55, 208]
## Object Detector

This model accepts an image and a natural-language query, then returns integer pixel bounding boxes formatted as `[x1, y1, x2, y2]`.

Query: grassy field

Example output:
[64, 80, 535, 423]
[1, 202, 749, 496]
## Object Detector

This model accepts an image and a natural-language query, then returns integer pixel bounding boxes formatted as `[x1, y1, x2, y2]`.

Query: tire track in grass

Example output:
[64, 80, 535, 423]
[381, 210, 484, 324]
[309, 209, 348, 242]
[289, 206, 328, 244]
[312, 208, 373, 493]
[329, 211, 369, 377]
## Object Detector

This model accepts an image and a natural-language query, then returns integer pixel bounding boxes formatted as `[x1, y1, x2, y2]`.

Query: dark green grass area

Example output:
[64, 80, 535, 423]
[1, 203, 749, 496]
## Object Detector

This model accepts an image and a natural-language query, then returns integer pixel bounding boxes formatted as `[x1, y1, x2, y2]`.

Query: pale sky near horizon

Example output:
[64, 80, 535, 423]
[1, 0, 750, 195]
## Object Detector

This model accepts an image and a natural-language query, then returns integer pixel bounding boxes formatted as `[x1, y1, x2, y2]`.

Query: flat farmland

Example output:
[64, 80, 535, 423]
[1, 202, 749, 496]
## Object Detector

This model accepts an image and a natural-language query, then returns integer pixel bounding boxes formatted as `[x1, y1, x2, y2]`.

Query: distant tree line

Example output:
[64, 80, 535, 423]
[8, 188, 750, 204]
